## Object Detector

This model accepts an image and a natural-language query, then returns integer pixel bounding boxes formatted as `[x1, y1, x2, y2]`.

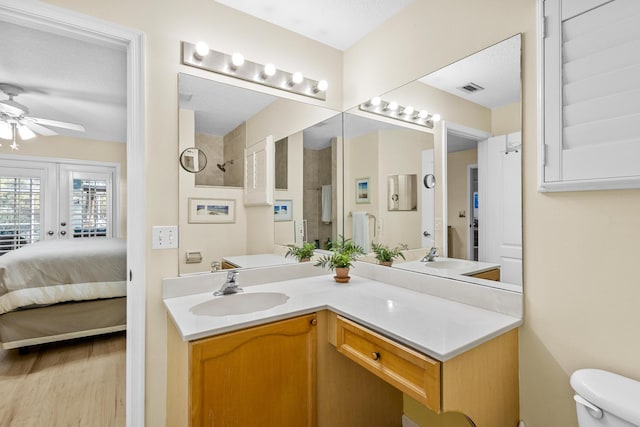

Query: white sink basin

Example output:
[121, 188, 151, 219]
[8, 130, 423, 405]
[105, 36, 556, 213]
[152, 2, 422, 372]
[421, 260, 463, 269]
[190, 292, 289, 316]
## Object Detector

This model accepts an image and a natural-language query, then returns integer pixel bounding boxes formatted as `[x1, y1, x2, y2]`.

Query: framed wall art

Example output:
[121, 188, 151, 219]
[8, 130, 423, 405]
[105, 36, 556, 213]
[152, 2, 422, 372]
[355, 177, 370, 204]
[188, 198, 236, 224]
[274, 199, 293, 221]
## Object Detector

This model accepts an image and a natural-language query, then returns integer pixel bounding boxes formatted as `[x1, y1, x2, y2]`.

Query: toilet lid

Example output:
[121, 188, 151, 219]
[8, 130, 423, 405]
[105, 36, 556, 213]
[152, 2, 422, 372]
[571, 369, 640, 426]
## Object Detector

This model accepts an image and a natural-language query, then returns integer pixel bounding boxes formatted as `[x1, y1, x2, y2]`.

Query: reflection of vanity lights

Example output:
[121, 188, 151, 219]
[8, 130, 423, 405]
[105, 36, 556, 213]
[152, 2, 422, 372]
[181, 41, 328, 101]
[359, 98, 441, 128]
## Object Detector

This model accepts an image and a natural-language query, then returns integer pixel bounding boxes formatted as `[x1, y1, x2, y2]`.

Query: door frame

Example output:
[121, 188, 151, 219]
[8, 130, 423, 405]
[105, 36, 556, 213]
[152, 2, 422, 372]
[466, 164, 478, 260]
[440, 121, 491, 257]
[0, 2, 147, 426]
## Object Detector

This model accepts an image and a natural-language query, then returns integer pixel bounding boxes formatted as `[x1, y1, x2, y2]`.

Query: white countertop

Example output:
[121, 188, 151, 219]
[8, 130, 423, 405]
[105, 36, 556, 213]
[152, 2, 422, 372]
[393, 257, 501, 277]
[164, 272, 521, 361]
[222, 254, 297, 269]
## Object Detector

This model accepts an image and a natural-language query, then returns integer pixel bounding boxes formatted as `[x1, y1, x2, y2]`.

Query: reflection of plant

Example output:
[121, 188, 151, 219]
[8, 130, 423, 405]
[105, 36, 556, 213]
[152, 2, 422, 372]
[315, 236, 365, 270]
[285, 242, 316, 262]
[371, 242, 406, 263]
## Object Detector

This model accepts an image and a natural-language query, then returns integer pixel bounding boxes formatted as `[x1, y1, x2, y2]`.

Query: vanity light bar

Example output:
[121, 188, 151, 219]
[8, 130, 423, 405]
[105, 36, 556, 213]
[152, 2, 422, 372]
[181, 41, 328, 101]
[358, 99, 440, 129]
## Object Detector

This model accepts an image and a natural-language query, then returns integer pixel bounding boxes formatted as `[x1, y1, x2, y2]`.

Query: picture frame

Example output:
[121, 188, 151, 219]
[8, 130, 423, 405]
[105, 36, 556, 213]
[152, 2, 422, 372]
[274, 199, 293, 221]
[188, 198, 235, 224]
[355, 177, 370, 204]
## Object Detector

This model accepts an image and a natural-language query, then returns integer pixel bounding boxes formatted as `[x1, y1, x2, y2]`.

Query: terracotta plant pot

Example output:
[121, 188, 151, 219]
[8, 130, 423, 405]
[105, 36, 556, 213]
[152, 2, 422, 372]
[379, 261, 393, 267]
[334, 267, 350, 283]
[300, 258, 310, 262]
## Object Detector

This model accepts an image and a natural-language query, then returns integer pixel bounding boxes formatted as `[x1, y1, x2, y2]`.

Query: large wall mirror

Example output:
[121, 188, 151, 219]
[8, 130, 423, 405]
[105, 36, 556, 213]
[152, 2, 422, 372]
[344, 34, 522, 291]
[177, 73, 341, 274]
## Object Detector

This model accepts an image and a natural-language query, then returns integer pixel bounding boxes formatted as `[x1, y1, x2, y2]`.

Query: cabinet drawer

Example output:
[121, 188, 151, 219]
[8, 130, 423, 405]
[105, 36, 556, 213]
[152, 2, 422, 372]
[335, 316, 441, 411]
[470, 268, 500, 281]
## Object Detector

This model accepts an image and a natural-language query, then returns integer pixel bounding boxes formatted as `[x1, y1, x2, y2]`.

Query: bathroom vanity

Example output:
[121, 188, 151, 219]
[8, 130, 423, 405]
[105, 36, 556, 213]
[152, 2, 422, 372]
[164, 264, 521, 427]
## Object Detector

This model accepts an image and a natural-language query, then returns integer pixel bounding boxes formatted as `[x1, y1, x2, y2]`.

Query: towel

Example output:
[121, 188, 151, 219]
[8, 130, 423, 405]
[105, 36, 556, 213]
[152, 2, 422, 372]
[321, 185, 332, 224]
[351, 212, 370, 253]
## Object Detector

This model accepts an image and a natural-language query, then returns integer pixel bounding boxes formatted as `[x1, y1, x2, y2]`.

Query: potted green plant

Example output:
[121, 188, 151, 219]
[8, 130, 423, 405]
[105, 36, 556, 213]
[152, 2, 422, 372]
[284, 242, 316, 262]
[314, 237, 365, 283]
[370, 241, 406, 267]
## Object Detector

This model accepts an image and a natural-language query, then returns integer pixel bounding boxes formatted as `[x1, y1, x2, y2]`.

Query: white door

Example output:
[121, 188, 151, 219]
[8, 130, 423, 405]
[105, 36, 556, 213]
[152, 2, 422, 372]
[421, 149, 435, 248]
[59, 164, 116, 239]
[478, 133, 522, 285]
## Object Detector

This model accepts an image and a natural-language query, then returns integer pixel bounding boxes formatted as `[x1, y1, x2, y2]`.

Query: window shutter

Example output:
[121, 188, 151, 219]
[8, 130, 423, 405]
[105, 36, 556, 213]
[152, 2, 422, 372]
[0, 175, 41, 253]
[244, 136, 274, 206]
[541, 0, 640, 190]
[70, 176, 111, 238]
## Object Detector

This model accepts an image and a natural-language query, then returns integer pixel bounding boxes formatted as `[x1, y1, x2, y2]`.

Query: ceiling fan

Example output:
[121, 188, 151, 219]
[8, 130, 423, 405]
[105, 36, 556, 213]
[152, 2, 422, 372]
[0, 83, 86, 150]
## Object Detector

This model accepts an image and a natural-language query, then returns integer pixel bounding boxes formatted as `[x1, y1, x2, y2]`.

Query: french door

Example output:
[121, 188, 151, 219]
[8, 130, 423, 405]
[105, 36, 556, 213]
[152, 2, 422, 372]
[0, 157, 119, 254]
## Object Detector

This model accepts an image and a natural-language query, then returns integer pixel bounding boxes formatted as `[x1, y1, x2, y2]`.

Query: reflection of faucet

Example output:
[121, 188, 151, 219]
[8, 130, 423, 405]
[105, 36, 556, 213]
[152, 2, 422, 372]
[398, 243, 409, 250]
[214, 271, 243, 296]
[421, 247, 438, 262]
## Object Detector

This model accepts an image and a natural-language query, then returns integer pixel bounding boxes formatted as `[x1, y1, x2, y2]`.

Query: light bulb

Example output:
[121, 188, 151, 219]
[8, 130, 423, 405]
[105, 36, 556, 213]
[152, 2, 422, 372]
[315, 80, 328, 92]
[290, 72, 304, 85]
[431, 113, 441, 122]
[387, 101, 398, 111]
[194, 41, 209, 59]
[263, 63, 276, 78]
[231, 52, 245, 69]
[370, 97, 381, 107]
[17, 125, 36, 140]
[402, 106, 414, 116]
[0, 121, 11, 140]
[418, 110, 429, 119]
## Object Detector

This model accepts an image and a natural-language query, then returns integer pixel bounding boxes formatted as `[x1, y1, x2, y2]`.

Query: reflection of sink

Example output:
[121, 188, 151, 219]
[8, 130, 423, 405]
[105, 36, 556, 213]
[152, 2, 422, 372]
[423, 260, 466, 269]
[190, 292, 289, 316]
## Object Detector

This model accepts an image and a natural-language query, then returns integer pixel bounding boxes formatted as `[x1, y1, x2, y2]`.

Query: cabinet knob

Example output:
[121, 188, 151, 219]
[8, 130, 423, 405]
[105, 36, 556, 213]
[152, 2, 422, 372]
[371, 351, 381, 361]
[309, 318, 317, 326]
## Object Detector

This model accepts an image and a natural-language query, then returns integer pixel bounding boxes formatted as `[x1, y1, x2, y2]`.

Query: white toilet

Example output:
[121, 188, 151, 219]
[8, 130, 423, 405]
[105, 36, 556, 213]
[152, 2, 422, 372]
[571, 369, 640, 426]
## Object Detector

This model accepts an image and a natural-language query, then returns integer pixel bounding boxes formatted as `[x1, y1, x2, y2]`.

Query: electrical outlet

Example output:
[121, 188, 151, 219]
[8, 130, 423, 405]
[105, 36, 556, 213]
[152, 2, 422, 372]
[152, 225, 178, 249]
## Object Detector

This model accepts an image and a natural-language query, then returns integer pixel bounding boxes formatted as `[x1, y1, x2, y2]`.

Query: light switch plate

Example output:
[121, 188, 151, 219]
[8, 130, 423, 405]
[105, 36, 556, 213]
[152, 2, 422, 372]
[152, 225, 178, 249]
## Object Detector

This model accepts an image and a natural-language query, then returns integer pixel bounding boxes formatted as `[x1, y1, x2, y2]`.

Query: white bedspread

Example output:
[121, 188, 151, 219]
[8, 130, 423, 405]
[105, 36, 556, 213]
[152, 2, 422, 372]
[0, 238, 126, 314]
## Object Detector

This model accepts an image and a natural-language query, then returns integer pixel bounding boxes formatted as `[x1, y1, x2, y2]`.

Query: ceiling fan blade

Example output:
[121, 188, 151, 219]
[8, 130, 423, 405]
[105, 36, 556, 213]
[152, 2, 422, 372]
[27, 116, 85, 132]
[22, 121, 58, 136]
[0, 100, 25, 116]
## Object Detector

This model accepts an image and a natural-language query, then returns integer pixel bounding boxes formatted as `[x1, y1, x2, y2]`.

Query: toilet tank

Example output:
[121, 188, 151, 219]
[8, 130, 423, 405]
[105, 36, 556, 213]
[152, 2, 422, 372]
[571, 369, 640, 427]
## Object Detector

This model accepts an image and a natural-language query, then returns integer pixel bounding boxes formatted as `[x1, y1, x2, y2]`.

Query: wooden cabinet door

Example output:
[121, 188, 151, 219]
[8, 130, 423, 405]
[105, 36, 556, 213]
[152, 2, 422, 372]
[190, 313, 317, 427]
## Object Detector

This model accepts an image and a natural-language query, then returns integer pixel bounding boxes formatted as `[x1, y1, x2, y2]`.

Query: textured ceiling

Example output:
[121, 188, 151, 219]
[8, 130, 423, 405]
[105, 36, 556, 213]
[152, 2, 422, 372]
[215, 0, 414, 50]
[0, 21, 126, 143]
[419, 35, 521, 109]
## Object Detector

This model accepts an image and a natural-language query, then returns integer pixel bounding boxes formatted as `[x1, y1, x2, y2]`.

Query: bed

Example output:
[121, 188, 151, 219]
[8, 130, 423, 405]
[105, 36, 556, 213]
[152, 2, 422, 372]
[0, 238, 127, 349]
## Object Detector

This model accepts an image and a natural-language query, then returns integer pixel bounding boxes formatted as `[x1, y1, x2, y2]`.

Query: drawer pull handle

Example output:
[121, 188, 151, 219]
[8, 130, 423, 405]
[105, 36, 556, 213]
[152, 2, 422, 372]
[371, 351, 381, 361]
[310, 318, 317, 326]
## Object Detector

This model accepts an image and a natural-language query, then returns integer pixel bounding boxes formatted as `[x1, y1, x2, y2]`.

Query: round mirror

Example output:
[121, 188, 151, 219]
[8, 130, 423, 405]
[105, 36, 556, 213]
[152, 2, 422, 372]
[423, 173, 436, 189]
[180, 147, 207, 173]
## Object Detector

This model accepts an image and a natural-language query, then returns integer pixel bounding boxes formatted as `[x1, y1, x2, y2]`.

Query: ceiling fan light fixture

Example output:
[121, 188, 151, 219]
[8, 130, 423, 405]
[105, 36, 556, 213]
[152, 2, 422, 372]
[17, 124, 36, 140]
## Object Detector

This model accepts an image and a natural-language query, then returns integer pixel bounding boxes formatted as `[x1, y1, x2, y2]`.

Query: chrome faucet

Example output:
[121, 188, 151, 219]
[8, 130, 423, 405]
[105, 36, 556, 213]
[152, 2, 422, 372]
[214, 270, 243, 296]
[421, 247, 438, 262]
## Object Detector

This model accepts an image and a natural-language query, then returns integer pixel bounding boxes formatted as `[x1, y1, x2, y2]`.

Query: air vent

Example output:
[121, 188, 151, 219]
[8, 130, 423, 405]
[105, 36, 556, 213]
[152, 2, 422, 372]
[457, 82, 484, 94]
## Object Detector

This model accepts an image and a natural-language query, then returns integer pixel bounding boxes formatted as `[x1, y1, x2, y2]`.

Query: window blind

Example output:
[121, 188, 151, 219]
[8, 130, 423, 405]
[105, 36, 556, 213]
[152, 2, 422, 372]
[562, 0, 640, 152]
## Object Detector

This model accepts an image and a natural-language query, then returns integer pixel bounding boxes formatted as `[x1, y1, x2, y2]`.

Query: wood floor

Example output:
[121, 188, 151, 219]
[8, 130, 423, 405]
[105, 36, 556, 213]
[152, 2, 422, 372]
[0, 332, 125, 427]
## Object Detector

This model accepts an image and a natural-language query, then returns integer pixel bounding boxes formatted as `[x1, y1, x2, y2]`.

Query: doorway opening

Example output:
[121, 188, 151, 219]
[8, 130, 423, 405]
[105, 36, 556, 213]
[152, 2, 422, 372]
[0, 2, 146, 426]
